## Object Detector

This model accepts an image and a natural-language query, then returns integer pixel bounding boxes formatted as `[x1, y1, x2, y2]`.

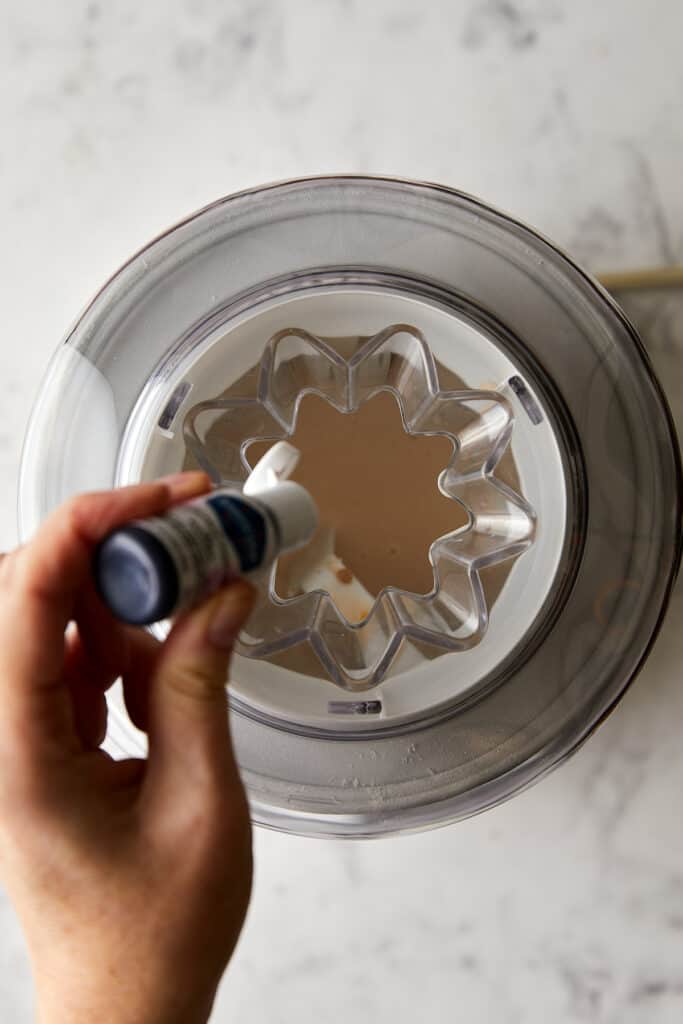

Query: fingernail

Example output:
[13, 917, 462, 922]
[158, 471, 212, 501]
[207, 582, 256, 650]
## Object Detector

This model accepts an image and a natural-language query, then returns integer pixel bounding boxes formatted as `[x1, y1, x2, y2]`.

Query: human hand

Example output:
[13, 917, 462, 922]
[0, 474, 256, 1024]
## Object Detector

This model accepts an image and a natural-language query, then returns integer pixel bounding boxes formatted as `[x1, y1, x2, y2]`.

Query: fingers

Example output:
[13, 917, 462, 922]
[159, 471, 213, 507]
[2, 484, 168, 686]
[65, 622, 164, 748]
[15, 470, 210, 617]
[63, 613, 127, 750]
[65, 660, 108, 750]
[0, 472, 211, 758]
[69, 579, 133, 691]
[142, 581, 256, 803]
[120, 628, 163, 734]
[63, 471, 213, 747]
[17, 470, 210, 611]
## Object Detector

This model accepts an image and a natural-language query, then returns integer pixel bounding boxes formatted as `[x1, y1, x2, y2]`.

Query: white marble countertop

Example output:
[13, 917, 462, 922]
[2, 1, 683, 1020]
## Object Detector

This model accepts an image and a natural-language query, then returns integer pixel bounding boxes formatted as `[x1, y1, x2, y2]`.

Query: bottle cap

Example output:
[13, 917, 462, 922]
[257, 480, 318, 553]
[94, 526, 178, 625]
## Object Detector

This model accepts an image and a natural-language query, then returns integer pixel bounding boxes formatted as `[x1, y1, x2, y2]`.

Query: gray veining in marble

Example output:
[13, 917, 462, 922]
[1, 1, 683, 1020]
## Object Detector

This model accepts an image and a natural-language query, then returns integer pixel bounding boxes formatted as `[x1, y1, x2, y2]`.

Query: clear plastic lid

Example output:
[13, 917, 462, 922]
[19, 177, 681, 837]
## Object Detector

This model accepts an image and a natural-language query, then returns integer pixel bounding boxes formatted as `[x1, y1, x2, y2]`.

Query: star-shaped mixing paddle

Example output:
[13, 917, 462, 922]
[184, 324, 536, 691]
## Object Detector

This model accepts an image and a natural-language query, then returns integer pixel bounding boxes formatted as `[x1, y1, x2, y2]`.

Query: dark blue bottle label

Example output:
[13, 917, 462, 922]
[206, 495, 267, 572]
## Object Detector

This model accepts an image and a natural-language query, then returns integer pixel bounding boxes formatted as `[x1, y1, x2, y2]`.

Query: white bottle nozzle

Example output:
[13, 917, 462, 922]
[243, 441, 301, 495]
[244, 443, 317, 553]
[259, 480, 319, 552]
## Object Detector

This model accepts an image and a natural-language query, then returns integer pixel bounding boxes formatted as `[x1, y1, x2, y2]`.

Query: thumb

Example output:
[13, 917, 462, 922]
[144, 580, 256, 798]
